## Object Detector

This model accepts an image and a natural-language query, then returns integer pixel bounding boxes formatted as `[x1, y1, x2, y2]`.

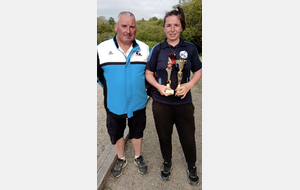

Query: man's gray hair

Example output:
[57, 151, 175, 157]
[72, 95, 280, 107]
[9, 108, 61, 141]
[116, 11, 136, 23]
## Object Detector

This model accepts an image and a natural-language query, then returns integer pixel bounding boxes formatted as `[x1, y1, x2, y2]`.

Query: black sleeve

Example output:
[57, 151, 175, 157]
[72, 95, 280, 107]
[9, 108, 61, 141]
[97, 53, 104, 85]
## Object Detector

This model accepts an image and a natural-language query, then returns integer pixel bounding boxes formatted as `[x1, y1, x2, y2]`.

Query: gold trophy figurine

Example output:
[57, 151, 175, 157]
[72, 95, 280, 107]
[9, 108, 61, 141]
[175, 59, 187, 96]
[165, 57, 174, 94]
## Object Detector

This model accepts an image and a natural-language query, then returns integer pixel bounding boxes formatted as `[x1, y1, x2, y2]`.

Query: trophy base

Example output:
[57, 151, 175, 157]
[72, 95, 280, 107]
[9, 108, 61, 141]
[165, 89, 174, 94]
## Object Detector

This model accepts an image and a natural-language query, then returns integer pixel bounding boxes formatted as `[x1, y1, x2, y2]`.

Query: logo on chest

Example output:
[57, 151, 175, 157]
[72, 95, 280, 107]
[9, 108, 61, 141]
[179, 51, 188, 59]
[136, 51, 142, 56]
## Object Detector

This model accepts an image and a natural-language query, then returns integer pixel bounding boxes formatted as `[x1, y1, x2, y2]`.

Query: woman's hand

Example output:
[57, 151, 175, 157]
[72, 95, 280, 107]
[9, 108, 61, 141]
[157, 84, 174, 97]
[175, 69, 202, 99]
[175, 83, 192, 99]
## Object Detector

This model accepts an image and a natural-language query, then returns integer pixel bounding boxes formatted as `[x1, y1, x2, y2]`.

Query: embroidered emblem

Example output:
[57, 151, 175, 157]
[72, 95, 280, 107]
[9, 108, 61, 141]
[180, 51, 188, 59]
[136, 51, 142, 56]
[108, 51, 113, 55]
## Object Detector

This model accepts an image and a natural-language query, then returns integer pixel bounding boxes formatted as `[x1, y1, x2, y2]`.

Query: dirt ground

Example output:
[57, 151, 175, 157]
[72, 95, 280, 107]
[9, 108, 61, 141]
[98, 77, 202, 190]
[97, 84, 111, 158]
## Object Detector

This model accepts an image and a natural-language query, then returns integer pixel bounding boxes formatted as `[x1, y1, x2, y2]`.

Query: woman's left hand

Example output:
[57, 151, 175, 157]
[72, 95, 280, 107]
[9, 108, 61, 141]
[175, 69, 202, 99]
[175, 83, 191, 99]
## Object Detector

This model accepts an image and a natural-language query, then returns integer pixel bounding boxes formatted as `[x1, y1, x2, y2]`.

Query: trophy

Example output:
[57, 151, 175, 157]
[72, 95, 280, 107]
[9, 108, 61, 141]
[165, 54, 176, 94]
[165, 58, 174, 94]
[175, 59, 187, 97]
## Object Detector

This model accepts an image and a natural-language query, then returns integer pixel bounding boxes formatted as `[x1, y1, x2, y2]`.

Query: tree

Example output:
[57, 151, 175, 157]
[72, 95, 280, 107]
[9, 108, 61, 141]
[97, 16, 116, 44]
[108, 17, 115, 25]
[179, 0, 202, 52]
[135, 18, 165, 48]
[149, 17, 158, 21]
[96, 0, 202, 51]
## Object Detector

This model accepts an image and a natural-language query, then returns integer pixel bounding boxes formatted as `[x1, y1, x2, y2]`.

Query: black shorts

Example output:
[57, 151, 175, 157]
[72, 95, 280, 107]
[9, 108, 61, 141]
[106, 109, 146, 145]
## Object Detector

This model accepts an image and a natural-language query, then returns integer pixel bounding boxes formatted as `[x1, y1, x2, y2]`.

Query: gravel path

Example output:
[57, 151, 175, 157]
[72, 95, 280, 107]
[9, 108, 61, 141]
[98, 77, 202, 190]
[97, 84, 110, 158]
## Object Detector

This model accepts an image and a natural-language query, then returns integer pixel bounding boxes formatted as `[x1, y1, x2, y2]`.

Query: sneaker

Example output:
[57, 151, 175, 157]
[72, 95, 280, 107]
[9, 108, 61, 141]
[187, 166, 199, 185]
[160, 162, 172, 181]
[134, 156, 148, 174]
[111, 158, 127, 178]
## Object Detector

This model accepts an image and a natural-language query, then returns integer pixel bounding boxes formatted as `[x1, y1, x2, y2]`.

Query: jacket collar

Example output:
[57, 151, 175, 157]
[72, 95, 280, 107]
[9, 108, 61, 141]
[161, 38, 186, 49]
[161, 38, 185, 48]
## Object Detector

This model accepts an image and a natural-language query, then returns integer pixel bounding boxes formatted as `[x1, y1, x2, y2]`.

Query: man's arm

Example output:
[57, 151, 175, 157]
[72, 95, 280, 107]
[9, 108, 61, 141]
[97, 53, 104, 87]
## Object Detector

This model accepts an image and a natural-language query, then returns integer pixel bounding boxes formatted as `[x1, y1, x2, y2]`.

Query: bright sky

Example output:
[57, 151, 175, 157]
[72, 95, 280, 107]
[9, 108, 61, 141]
[97, 0, 180, 21]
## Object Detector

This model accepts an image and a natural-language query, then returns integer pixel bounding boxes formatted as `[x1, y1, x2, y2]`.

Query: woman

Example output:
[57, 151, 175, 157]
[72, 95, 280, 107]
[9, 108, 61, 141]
[145, 6, 202, 186]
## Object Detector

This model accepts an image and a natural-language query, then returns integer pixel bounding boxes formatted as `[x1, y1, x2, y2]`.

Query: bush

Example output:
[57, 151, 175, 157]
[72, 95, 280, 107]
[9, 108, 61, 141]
[143, 41, 160, 50]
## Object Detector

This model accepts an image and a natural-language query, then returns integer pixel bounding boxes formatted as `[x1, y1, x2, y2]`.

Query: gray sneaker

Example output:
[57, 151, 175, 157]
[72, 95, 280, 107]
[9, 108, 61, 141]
[161, 162, 172, 181]
[111, 158, 127, 178]
[134, 156, 148, 174]
[187, 166, 199, 185]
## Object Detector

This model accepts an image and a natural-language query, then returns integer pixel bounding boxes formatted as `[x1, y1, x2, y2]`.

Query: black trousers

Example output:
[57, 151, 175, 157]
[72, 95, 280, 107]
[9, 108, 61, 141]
[152, 100, 196, 167]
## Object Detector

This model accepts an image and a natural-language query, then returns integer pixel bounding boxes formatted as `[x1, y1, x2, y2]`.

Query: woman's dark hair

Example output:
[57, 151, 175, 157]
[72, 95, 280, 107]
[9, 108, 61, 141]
[163, 6, 186, 32]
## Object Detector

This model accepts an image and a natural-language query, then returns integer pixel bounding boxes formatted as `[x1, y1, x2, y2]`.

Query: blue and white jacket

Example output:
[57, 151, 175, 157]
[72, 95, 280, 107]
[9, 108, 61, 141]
[97, 35, 150, 118]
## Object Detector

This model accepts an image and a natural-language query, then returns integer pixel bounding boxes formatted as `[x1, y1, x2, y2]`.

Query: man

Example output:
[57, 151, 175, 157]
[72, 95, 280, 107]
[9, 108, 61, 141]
[97, 11, 149, 178]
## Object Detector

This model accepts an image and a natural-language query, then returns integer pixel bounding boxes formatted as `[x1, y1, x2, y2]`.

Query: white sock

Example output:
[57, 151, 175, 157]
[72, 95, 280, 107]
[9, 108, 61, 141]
[119, 156, 125, 160]
[135, 155, 140, 159]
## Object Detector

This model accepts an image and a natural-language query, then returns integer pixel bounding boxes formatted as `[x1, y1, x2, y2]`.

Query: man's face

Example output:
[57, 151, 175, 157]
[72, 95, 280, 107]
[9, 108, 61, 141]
[115, 14, 136, 45]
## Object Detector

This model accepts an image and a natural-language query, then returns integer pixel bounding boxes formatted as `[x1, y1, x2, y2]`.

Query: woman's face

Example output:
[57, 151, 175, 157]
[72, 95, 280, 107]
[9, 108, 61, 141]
[163, 15, 183, 42]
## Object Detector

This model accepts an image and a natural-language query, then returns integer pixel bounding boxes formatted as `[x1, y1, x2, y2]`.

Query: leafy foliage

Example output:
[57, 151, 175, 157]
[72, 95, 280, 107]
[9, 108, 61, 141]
[108, 17, 115, 25]
[181, 0, 202, 52]
[135, 17, 165, 44]
[97, 17, 116, 44]
[97, 0, 202, 53]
